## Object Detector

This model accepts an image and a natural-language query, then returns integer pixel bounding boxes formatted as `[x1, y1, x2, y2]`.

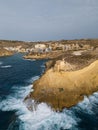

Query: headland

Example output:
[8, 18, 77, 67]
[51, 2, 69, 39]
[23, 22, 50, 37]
[1, 39, 98, 111]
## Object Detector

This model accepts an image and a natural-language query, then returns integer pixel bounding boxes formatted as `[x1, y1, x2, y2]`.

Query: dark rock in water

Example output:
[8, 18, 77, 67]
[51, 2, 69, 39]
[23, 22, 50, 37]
[24, 98, 37, 111]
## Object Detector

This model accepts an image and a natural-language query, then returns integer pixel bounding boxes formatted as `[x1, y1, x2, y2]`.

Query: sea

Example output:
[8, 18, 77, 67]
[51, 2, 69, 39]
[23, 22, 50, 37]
[0, 53, 98, 130]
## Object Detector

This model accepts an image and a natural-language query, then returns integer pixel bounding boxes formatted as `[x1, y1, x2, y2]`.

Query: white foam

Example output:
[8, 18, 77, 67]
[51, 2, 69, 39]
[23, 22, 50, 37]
[10, 85, 33, 99]
[1, 76, 98, 130]
[27, 76, 39, 83]
[24, 58, 36, 61]
[6, 91, 98, 130]
[41, 64, 45, 68]
[1, 65, 12, 68]
[7, 101, 77, 130]
[76, 92, 98, 115]
[0, 76, 77, 130]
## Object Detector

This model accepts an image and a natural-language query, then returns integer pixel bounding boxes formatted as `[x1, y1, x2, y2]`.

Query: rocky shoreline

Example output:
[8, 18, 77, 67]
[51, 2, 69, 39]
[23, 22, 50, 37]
[1, 39, 98, 111]
[23, 51, 65, 60]
[0, 49, 14, 57]
[27, 49, 98, 111]
[29, 60, 98, 111]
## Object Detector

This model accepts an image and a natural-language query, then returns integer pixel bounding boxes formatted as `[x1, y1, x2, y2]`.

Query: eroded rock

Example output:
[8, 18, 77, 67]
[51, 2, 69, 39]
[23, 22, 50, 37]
[30, 60, 98, 111]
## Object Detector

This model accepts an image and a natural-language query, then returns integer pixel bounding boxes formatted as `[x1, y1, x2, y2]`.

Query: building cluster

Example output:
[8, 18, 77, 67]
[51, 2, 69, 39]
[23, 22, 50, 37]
[3, 44, 52, 54]
[4, 46, 36, 53]
[3, 42, 93, 54]
[51, 42, 93, 51]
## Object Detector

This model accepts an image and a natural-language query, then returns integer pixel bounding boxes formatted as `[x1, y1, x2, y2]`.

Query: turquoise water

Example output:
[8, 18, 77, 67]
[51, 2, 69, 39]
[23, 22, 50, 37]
[0, 54, 98, 130]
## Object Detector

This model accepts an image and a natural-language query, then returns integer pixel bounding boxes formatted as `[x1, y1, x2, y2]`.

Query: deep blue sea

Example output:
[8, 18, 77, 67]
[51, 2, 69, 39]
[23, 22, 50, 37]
[0, 53, 98, 130]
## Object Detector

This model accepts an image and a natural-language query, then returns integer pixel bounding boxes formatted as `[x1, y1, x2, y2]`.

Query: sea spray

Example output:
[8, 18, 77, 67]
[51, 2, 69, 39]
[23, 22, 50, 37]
[7, 91, 98, 130]
[0, 59, 98, 129]
[0, 76, 78, 130]
[0, 76, 98, 130]
[7, 102, 78, 130]
[0, 53, 98, 130]
[27, 76, 39, 84]
[1, 65, 12, 68]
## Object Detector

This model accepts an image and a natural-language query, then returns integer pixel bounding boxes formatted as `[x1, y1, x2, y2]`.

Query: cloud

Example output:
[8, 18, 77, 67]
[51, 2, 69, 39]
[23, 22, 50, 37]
[0, 0, 98, 41]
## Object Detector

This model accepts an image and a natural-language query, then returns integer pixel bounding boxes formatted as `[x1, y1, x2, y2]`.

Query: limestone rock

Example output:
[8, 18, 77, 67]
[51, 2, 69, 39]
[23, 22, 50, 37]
[53, 59, 75, 72]
[30, 60, 98, 111]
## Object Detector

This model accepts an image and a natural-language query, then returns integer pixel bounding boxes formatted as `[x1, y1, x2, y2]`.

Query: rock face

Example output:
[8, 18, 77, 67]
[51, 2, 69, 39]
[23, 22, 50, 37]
[30, 60, 98, 111]
[53, 59, 75, 72]
[24, 51, 65, 60]
[0, 49, 13, 57]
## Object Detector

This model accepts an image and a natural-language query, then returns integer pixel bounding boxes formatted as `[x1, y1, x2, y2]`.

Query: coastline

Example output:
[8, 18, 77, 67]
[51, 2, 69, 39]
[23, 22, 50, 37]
[0, 49, 14, 57]
[29, 60, 98, 111]
[0, 39, 98, 111]
[25, 48, 98, 111]
[23, 51, 65, 61]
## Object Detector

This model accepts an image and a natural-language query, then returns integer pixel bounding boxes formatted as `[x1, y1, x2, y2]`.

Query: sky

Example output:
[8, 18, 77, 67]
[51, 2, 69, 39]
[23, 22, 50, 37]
[0, 0, 98, 41]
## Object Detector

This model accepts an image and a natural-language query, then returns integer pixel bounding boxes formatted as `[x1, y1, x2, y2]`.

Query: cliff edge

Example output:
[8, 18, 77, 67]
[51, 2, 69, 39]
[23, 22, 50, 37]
[0, 49, 14, 57]
[30, 60, 98, 111]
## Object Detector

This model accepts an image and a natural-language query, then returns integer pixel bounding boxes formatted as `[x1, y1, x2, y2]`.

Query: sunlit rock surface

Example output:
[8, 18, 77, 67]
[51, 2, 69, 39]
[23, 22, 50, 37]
[30, 60, 98, 111]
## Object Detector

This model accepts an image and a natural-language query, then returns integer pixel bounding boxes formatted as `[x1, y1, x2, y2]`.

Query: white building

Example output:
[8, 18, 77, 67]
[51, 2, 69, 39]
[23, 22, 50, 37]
[35, 44, 46, 50]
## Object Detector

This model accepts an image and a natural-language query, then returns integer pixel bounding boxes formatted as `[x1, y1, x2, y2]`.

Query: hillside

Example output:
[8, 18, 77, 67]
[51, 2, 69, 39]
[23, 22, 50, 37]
[30, 60, 98, 111]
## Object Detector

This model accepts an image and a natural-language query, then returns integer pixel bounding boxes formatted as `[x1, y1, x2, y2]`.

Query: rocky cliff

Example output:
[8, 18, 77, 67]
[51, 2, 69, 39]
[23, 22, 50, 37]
[30, 60, 98, 111]
[0, 49, 13, 57]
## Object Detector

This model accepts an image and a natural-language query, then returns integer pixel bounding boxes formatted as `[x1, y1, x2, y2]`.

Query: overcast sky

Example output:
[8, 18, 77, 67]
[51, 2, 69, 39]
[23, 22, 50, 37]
[0, 0, 98, 41]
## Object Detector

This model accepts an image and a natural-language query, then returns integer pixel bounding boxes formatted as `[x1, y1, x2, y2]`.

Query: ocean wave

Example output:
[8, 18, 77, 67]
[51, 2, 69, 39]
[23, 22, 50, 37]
[0, 84, 32, 111]
[27, 76, 39, 83]
[24, 59, 36, 61]
[8, 92, 98, 130]
[41, 64, 45, 68]
[10, 85, 33, 99]
[0, 76, 98, 130]
[7, 100, 77, 130]
[0, 75, 77, 130]
[1, 65, 12, 68]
